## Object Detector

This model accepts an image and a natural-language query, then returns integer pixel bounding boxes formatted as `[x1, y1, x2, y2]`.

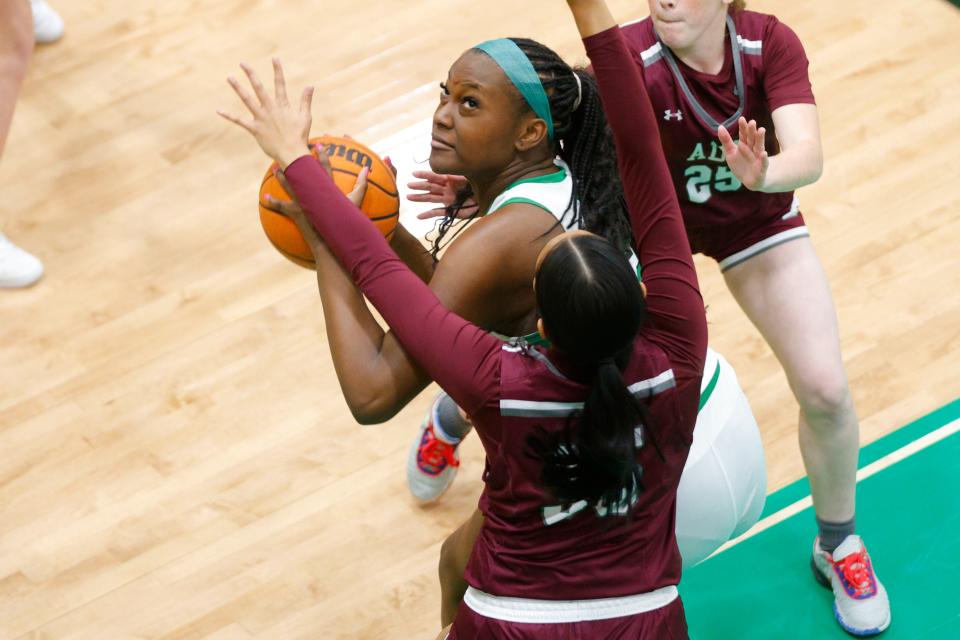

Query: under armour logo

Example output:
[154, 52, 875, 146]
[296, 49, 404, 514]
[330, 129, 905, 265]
[663, 109, 683, 121]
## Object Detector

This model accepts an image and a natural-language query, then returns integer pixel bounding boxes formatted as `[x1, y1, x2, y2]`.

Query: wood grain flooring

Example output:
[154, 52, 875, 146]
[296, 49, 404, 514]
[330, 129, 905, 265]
[1, 0, 958, 637]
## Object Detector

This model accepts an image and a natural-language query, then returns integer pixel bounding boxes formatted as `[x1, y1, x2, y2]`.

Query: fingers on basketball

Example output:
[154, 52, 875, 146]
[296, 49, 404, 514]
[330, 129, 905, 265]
[259, 135, 400, 268]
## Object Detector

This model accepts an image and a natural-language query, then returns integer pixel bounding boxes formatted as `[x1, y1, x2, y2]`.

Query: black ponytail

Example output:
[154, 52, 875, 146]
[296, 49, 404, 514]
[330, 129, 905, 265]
[528, 234, 656, 513]
[430, 38, 634, 260]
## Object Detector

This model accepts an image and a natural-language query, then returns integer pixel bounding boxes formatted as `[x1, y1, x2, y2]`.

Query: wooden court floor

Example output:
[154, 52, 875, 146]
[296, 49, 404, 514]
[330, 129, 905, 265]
[1, 0, 958, 637]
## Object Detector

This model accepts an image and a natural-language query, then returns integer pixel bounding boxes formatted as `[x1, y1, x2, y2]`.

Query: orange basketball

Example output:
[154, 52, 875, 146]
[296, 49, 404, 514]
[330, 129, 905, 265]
[258, 135, 400, 268]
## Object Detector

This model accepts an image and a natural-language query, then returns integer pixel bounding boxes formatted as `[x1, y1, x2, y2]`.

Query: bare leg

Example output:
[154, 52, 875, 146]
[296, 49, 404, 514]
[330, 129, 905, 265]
[0, 1, 45, 289]
[439, 507, 484, 627]
[723, 237, 858, 522]
[0, 0, 34, 157]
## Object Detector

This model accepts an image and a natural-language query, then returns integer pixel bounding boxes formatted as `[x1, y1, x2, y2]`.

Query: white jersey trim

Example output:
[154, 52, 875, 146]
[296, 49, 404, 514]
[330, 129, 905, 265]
[782, 193, 801, 219]
[488, 159, 576, 229]
[639, 41, 664, 68]
[640, 41, 662, 62]
[500, 369, 675, 417]
[628, 369, 675, 395]
[718, 225, 809, 272]
[463, 585, 679, 623]
[500, 398, 585, 417]
[632, 28, 761, 64]
[736, 35, 763, 55]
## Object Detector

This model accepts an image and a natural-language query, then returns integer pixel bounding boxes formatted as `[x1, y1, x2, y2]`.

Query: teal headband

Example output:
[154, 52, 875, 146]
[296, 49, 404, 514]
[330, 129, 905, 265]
[474, 38, 554, 140]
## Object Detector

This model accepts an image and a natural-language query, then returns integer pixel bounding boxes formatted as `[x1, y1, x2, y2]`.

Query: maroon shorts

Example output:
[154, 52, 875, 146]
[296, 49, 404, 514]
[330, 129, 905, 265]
[447, 597, 688, 640]
[687, 210, 809, 272]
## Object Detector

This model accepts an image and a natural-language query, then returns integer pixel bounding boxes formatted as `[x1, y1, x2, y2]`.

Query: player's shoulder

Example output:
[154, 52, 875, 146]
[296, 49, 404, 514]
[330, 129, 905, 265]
[482, 198, 564, 238]
[733, 9, 802, 50]
[620, 15, 655, 45]
[438, 201, 559, 278]
[626, 338, 676, 386]
[619, 16, 661, 65]
[499, 342, 585, 398]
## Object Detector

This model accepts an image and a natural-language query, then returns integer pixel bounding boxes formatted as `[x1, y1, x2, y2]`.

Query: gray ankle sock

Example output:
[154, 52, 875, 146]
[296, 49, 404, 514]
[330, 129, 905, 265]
[817, 516, 856, 554]
[433, 393, 473, 443]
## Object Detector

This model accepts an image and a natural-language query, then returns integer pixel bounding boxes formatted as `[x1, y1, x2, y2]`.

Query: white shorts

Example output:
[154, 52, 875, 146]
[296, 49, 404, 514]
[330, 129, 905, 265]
[675, 348, 767, 568]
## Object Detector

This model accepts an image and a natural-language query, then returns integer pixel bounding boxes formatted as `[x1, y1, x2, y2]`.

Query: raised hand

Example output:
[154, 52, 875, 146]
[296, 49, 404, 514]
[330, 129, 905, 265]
[565, 0, 617, 38]
[407, 171, 476, 219]
[218, 58, 314, 169]
[718, 116, 769, 191]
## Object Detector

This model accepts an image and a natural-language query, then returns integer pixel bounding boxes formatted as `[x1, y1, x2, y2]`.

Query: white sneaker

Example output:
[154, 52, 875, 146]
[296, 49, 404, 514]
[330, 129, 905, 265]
[31, 0, 64, 44]
[812, 535, 891, 636]
[406, 394, 461, 502]
[0, 233, 44, 288]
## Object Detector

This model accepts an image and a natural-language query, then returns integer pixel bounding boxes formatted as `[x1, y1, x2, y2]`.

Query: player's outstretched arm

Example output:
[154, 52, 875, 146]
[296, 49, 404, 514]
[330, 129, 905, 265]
[566, 1, 707, 378]
[219, 59, 509, 423]
[719, 106, 822, 193]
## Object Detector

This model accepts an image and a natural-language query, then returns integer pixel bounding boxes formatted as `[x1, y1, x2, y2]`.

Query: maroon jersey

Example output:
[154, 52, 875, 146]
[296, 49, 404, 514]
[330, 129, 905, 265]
[621, 10, 816, 242]
[284, 26, 705, 603]
[469, 343, 694, 600]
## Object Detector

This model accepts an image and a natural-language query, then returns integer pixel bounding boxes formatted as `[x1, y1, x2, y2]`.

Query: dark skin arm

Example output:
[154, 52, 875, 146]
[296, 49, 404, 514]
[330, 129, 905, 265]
[271, 167, 559, 423]
[387, 222, 436, 284]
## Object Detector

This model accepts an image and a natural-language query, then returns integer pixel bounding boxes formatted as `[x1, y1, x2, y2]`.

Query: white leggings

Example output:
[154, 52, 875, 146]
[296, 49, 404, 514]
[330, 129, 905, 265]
[675, 348, 767, 568]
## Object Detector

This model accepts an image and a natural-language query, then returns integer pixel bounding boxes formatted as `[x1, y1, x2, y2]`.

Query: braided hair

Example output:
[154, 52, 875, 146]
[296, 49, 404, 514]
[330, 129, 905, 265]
[430, 38, 634, 260]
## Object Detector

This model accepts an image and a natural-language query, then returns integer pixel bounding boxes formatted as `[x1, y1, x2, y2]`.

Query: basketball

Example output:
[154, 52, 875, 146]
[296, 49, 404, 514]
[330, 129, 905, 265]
[258, 135, 400, 268]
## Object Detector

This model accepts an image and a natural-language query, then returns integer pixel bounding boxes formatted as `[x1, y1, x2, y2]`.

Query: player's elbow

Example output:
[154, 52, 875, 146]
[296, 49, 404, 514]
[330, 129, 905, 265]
[350, 405, 398, 426]
[346, 394, 402, 426]
[800, 140, 824, 186]
[809, 147, 824, 183]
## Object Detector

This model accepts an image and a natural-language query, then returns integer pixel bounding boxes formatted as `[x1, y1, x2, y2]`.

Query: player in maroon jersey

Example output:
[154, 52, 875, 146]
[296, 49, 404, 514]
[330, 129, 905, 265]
[219, 4, 706, 635]
[619, 1, 890, 634]
[412, 0, 891, 635]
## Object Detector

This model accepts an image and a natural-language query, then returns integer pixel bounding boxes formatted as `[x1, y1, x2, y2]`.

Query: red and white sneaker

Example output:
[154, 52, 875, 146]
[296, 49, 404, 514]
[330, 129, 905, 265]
[812, 535, 891, 636]
[406, 397, 460, 502]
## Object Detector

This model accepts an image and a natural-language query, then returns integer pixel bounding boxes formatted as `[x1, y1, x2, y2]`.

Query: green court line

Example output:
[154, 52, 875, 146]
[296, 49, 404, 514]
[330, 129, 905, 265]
[682, 399, 960, 639]
[760, 397, 960, 517]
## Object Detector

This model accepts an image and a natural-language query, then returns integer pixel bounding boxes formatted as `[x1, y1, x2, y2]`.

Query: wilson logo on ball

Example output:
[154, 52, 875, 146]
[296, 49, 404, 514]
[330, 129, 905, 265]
[321, 143, 373, 170]
[259, 135, 399, 269]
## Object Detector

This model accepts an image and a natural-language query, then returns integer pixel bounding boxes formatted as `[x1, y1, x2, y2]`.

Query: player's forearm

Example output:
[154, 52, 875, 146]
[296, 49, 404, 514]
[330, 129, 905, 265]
[759, 139, 822, 193]
[306, 222, 450, 425]
[566, 0, 617, 38]
[312, 246, 403, 423]
[389, 223, 436, 283]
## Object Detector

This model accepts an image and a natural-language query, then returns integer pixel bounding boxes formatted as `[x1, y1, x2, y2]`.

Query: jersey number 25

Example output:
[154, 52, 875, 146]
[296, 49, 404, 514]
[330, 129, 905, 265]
[684, 164, 742, 204]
